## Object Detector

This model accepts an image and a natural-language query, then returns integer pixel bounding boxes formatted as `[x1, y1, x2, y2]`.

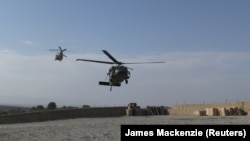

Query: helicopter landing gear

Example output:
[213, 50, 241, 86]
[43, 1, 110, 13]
[125, 79, 128, 84]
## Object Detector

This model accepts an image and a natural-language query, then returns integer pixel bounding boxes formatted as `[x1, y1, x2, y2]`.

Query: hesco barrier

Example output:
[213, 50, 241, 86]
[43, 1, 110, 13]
[1, 101, 250, 124]
[168, 101, 250, 116]
[0, 107, 127, 124]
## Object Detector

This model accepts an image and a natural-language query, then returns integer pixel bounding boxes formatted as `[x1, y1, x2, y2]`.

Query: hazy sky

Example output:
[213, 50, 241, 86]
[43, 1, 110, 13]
[0, 0, 250, 108]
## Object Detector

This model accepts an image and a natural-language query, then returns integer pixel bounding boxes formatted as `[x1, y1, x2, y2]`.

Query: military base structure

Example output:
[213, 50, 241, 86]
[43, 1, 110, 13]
[127, 101, 250, 116]
[0, 101, 250, 124]
[168, 101, 250, 116]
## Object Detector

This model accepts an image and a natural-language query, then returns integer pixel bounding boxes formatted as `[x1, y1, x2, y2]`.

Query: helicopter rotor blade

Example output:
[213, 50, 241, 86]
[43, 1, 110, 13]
[76, 59, 114, 64]
[126, 67, 133, 70]
[49, 49, 59, 51]
[122, 61, 165, 64]
[102, 50, 122, 64]
[102, 50, 166, 65]
[105, 73, 109, 80]
[76, 50, 165, 66]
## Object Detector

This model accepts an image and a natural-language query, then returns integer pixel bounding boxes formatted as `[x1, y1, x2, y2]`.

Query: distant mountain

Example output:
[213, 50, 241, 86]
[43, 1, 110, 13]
[0, 105, 31, 112]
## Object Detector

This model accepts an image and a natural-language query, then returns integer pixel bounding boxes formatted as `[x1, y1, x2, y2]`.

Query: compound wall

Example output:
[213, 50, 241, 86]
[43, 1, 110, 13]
[1, 101, 250, 124]
[0, 107, 126, 124]
[168, 101, 250, 116]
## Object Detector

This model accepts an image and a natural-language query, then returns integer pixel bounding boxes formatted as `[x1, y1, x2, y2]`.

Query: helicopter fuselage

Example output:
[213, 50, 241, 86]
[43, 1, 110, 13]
[55, 52, 63, 61]
[108, 65, 130, 85]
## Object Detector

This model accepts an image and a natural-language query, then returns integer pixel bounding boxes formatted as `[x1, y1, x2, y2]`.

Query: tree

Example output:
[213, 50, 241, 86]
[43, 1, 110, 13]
[36, 105, 45, 110]
[47, 102, 57, 110]
[31, 105, 45, 111]
[82, 105, 90, 108]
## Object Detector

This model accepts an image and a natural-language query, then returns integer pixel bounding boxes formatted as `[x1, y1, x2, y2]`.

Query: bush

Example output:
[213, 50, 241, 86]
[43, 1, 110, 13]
[47, 102, 57, 110]
[82, 105, 90, 108]
[30, 105, 45, 112]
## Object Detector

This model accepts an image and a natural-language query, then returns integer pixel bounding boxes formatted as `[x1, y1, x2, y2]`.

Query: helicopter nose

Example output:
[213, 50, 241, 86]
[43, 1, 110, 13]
[115, 69, 119, 73]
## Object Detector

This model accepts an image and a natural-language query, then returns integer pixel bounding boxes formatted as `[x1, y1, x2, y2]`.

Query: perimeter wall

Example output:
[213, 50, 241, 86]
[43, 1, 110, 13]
[168, 101, 250, 116]
[0, 107, 126, 124]
[1, 101, 250, 124]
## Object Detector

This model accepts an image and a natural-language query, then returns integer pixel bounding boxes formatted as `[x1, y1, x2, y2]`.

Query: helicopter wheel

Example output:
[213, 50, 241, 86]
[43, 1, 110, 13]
[125, 79, 128, 84]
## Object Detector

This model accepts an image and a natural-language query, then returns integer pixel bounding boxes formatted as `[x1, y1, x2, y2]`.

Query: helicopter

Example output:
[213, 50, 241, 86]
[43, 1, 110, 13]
[76, 50, 165, 91]
[49, 46, 67, 61]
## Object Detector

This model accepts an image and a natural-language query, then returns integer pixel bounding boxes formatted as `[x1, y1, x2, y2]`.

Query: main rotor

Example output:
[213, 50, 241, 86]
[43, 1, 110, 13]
[49, 46, 67, 53]
[76, 50, 165, 65]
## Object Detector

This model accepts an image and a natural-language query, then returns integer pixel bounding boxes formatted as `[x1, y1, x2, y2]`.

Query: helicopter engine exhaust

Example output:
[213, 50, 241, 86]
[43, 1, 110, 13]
[99, 81, 121, 87]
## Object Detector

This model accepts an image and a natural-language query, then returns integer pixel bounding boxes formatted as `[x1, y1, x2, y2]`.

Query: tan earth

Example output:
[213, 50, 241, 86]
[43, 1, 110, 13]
[0, 115, 249, 141]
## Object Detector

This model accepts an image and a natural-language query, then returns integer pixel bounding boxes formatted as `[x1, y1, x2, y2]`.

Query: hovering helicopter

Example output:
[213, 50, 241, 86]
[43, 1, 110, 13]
[49, 46, 67, 61]
[76, 50, 165, 91]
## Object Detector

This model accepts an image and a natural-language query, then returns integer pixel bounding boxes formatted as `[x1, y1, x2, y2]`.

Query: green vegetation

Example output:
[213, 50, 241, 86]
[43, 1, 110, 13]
[31, 102, 58, 111]
[82, 105, 90, 108]
[31, 105, 45, 111]
[47, 102, 57, 110]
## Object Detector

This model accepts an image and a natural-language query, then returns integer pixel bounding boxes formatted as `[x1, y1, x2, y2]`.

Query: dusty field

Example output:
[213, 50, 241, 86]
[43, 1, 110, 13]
[0, 115, 249, 141]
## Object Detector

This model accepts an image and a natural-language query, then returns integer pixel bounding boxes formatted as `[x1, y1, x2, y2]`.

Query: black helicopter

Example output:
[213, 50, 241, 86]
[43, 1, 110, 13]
[49, 46, 67, 61]
[76, 50, 165, 91]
